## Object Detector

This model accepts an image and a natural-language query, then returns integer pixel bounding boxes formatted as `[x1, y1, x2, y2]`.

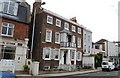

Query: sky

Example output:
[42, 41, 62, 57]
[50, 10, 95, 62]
[26, 0, 119, 42]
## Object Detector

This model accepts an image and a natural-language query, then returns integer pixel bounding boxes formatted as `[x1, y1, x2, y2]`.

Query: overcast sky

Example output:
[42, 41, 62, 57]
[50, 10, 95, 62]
[26, 0, 119, 42]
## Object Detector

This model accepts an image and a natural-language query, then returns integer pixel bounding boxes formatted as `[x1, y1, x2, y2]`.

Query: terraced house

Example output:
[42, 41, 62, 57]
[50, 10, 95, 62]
[0, 0, 30, 71]
[29, 0, 92, 71]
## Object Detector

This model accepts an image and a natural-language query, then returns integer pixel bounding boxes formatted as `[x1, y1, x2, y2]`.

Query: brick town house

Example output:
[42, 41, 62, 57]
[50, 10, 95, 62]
[0, 0, 30, 71]
[29, 0, 92, 71]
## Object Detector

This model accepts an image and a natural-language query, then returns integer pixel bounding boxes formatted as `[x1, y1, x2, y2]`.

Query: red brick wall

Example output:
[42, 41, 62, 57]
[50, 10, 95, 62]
[0, 18, 29, 40]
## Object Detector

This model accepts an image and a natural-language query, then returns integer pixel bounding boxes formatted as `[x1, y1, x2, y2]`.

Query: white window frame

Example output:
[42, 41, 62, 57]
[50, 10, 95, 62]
[45, 29, 52, 42]
[78, 27, 81, 34]
[72, 25, 76, 32]
[77, 51, 82, 61]
[43, 47, 51, 60]
[2, 0, 18, 16]
[55, 32, 60, 44]
[77, 37, 81, 48]
[1, 22, 14, 37]
[47, 15, 53, 24]
[64, 22, 69, 30]
[71, 50, 74, 61]
[54, 48, 60, 60]
[56, 19, 61, 27]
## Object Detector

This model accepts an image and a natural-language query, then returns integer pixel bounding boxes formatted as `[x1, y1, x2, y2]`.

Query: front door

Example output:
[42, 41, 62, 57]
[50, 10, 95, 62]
[64, 51, 67, 64]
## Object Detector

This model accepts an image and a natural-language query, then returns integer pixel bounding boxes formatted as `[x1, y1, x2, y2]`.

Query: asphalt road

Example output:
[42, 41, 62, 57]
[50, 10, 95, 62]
[16, 70, 120, 78]
[45, 70, 119, 78]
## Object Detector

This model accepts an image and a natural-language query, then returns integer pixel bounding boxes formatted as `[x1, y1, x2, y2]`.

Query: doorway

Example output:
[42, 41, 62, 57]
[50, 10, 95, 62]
[64, 51, 67, 64]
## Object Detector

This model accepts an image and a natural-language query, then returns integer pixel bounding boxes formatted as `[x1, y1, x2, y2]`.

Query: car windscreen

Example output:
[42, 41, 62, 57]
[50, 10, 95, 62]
[102, 62, 108, 65]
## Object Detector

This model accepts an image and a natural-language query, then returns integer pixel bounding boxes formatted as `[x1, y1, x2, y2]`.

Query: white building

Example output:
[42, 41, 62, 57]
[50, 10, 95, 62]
[83, 28, 92, 55]
[82, 28, 94, 69]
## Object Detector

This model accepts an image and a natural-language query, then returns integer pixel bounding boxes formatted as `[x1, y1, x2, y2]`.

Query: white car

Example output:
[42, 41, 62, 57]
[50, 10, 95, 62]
[101, 61, 115, 71]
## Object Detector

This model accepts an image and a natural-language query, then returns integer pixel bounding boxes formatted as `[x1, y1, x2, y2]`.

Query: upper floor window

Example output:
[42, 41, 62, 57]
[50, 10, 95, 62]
[56, 19, 61, 27]
[46, 29, 52, 42]
[1, 0, 18, 16]
[1, 22, 14, 37]
[78, 27, 81, 34]
[72, 25, 76, 32]
[77, 37, 81, 48]
[47, 15, 53, 24]
[55, 32, 60, 44]
[64, 22, 69, 30]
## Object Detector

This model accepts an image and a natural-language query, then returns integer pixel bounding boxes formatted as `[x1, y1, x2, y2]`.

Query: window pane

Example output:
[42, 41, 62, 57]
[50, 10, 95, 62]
[2, 27, 7, 34]
[9, 23, 14, 28]
[54, 49, 59, 59]
[2, 22, 8, 26]
[3, 2, 8, 13]
[8, 28, 13, 35]
[8, 6, 14, 15]
[46, 31, 50, 40]
[0, 2, 3, 12]
[45, 48, 50, 58]
[55, 32, 60, 43]
[2, 46, 16, 59]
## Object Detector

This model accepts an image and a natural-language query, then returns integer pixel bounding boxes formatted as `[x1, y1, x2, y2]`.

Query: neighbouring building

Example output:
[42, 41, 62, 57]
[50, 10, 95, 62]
[82, 28, 94, 69]
[92, 42, 105, 55]
[0, 0, 30, 71]
[94, 39, 118, 63]
[29, 1, 92, 71]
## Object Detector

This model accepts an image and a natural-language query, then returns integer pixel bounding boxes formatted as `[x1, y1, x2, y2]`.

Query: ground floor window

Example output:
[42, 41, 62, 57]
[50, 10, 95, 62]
[1, 45, 16, 60]
[43, 47, 51, 60]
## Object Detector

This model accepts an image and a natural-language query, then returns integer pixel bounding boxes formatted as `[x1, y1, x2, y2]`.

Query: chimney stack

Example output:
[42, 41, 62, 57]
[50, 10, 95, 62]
[35, 0, 42, 2]
[70, 17, 77, 23]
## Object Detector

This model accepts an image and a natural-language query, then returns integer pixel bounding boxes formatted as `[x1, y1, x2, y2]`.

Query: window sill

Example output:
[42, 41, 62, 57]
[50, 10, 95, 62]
[1, 34, 13, 37]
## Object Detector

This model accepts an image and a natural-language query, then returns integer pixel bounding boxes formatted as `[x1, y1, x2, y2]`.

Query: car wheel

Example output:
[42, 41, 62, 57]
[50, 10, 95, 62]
[109, 68, 111, 71]
[102, 68, 104, 71]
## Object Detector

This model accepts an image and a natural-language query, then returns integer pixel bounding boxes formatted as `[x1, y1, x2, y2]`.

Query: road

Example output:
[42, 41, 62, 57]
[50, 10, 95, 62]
[45, 70, 119, 78]
[16, 70, 119, 78]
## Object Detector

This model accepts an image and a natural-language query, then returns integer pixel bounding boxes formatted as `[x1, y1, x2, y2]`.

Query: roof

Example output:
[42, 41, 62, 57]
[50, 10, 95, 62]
[43, 8, 92, 32]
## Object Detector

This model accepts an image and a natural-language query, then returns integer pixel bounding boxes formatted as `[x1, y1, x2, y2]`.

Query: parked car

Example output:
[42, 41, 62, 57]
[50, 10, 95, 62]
[101, 61, 115, 71]
[114, 64, 120, 70]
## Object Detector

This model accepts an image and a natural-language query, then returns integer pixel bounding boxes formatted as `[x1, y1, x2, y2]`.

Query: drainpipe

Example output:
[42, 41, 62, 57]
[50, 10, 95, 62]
[30, 7, 36, 60]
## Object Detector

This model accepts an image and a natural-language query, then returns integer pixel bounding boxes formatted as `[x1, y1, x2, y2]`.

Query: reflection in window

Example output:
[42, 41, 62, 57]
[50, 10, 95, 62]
[2, 22, 14, 36]
[1, 46, 16, 59]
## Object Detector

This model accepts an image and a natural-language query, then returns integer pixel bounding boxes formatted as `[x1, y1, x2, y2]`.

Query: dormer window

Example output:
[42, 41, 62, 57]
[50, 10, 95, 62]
[1, 0, 18, 16]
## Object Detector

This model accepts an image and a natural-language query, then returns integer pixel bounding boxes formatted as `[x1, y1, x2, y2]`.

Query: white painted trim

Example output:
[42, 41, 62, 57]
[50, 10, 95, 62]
[47, 15, 53, 24]
[55, 32, 60, 44]
[56, 18, 61, 27]
[45, 29, 52, 42]
[43, 47, 51, 60]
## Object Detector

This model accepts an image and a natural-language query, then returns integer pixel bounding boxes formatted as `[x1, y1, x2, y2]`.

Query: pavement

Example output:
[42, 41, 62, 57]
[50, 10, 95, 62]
[16, 68, 101, 77]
